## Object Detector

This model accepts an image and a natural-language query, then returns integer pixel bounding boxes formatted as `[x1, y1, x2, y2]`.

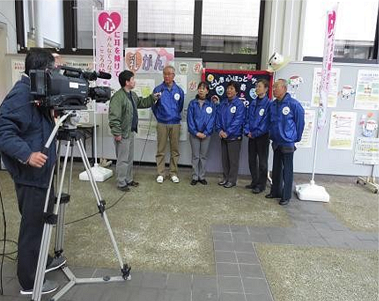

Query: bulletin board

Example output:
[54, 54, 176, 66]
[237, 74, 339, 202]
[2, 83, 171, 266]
[276, 61, 379, 177]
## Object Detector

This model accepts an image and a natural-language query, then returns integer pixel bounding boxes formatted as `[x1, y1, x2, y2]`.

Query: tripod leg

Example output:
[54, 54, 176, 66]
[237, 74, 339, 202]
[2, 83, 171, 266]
[32, 142, 73, 301]
[55, 139, 75, 255]
[76, 138, 130, 279]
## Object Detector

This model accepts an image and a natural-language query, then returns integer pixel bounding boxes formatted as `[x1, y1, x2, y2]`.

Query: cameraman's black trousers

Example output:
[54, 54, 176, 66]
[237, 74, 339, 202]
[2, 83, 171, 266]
[15, 183, 54, 290]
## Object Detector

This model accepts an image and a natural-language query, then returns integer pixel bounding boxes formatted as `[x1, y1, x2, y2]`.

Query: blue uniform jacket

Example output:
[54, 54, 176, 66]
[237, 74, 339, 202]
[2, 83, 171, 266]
[152, 82, 184, 124]
[268, 93, 305, 148]
[215, 97, 246, 139]
[187, 98, 216, 137]
[244, 95, 271, 138]
[0, 75, 56, 188]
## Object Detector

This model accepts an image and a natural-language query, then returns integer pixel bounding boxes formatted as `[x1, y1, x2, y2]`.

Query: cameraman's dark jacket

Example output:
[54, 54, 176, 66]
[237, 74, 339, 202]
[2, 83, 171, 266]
[0, 74, 56, 189]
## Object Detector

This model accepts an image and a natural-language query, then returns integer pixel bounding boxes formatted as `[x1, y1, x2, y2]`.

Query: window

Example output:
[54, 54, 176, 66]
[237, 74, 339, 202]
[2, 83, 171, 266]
[76, 0, 129, 49]
[303, 0, 379, 61]
[137, 0, 195, 52]
[15, 0, 265, 68]
[201, 0, 261, 55]
[21, 0, 64, 49]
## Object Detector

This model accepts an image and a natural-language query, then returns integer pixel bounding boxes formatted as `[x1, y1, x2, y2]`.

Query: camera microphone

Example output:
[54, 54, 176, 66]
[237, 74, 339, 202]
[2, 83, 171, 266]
[97, 71, 112, 80]
[83, 71, 112, 81]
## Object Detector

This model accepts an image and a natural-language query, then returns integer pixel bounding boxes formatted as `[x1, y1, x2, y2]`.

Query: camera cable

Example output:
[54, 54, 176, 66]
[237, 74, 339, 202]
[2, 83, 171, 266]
[64, 192, 125, 225]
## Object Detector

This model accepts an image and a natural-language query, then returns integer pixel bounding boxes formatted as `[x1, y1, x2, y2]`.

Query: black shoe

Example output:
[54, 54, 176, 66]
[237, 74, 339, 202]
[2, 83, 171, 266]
[190, 179, 198, 185]
[245, 183, 255, 189]
[127, 181, 139, 187]
[117, 185, 130, 192]
[218, 180, 228, 186]
[223, 182, 236, 188]
[252, 187, 263, 194]
[279, 199, 290, 205]
[265, 193, 280, 199]
[199, 179, 208, 185]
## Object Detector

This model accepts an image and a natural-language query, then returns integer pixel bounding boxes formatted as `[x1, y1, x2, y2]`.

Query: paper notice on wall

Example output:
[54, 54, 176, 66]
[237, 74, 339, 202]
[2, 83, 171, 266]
[311, 67, 340, 108]
[11, 59, 25, 85]
[328, 111, 357, 150]
[174, 74, 188, 94]
[354, 69, 379, 110]
[96, 102, 109, 114]
[136, 120, 157, 140]
[179, 121, 188, 141]
[354, 137, 379, 165]
[296, 109, 315, 148]
[78, 111, 90, 124]
[134, 79, 155, 120]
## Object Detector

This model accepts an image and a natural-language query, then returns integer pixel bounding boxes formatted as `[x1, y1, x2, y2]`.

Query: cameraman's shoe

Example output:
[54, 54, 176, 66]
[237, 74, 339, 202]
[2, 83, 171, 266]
[46, 256, 66, 273]
[20, 279, 58, 295]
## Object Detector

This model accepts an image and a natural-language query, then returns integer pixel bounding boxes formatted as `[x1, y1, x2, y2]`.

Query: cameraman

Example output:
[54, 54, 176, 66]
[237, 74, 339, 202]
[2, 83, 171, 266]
[0, 48, 65, 295]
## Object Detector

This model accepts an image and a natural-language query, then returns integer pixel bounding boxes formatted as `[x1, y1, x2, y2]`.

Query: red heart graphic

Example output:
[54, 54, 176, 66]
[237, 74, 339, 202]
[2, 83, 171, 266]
[98, 12, 121, 34]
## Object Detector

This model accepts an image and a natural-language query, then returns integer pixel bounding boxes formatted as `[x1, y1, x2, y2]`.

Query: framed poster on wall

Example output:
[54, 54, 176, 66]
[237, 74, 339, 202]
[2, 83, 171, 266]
[202, 69, 273, 103]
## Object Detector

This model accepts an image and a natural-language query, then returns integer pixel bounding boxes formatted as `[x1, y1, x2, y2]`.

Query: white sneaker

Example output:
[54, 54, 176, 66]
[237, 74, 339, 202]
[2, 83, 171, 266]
[171, 175, 180, 183]
[156, 175, 164, 183]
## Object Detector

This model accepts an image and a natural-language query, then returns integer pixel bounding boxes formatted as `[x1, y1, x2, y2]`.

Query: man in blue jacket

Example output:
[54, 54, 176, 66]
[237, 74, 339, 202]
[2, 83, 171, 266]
[0, 48, 64, 295]
[152, 66, 184, 183]
[266, 79, 305, 205]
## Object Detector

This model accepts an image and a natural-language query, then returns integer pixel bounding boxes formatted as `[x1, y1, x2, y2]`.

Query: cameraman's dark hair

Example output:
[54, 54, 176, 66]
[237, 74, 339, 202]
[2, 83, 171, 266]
[24, 48, 55, 75]
[227, 81, 240, 93]
[256, 79, 269, 89]
[119, 70, 134, 87]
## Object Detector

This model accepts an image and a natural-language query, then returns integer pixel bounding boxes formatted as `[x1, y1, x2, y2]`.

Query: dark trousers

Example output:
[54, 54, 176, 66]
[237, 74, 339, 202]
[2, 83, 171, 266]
[270, 148, 294, 200]
[15, 183, 54, 290]
[248, 133, 269, 190]
[220, 139, 242, 184]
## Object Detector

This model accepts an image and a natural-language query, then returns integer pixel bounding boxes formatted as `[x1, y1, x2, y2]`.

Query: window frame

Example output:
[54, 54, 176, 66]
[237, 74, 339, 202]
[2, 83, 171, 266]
[15, 0, 266, 68]
[302, 4, 379, 64]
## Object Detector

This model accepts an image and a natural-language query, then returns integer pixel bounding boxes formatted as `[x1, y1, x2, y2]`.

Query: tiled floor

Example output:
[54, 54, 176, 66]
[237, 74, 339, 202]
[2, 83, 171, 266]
[1, 198, 377, 301]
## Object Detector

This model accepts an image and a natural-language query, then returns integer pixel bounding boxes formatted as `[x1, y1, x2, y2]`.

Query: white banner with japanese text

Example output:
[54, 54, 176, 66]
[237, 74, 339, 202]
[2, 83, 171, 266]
[95, 10, 123, 89]
[318, 6, 337, 129]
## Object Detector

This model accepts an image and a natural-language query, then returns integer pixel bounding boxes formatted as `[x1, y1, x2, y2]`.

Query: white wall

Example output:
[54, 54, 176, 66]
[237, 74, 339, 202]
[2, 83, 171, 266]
[0, 0, 17, 103]
[0, 0, 17, 53]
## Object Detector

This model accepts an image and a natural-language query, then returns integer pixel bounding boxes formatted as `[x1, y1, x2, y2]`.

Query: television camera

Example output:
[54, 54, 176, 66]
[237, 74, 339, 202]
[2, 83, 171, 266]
[29, 66, 112, 110]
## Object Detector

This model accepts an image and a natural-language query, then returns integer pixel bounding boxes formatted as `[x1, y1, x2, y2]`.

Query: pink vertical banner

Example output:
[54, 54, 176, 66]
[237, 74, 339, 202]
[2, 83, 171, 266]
[318, 6, 337, 130]
[96, 11, 123, 89]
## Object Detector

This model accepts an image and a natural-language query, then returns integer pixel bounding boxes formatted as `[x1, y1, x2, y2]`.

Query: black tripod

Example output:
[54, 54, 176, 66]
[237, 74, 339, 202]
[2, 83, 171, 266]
[31, 111, 130, 301]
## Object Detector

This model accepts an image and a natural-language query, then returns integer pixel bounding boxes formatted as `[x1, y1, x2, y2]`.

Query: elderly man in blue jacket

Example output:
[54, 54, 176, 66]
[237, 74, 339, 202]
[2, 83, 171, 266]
[152, 66, 184, 184]
[0, 48, 65, 295]
[266, 79, 305, 205]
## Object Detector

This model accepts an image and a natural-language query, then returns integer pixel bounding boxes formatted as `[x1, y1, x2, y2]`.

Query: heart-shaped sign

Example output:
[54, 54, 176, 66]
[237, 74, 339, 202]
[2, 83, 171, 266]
[98, 12, 121, 34]
[125, 52, 143, 72]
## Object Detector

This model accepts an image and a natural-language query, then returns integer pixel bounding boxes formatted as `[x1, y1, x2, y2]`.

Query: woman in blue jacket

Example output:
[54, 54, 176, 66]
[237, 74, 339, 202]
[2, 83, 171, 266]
[215, 81, 246, 188]
[187, 82, 216, 185]
[244, 79, 271, 194]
